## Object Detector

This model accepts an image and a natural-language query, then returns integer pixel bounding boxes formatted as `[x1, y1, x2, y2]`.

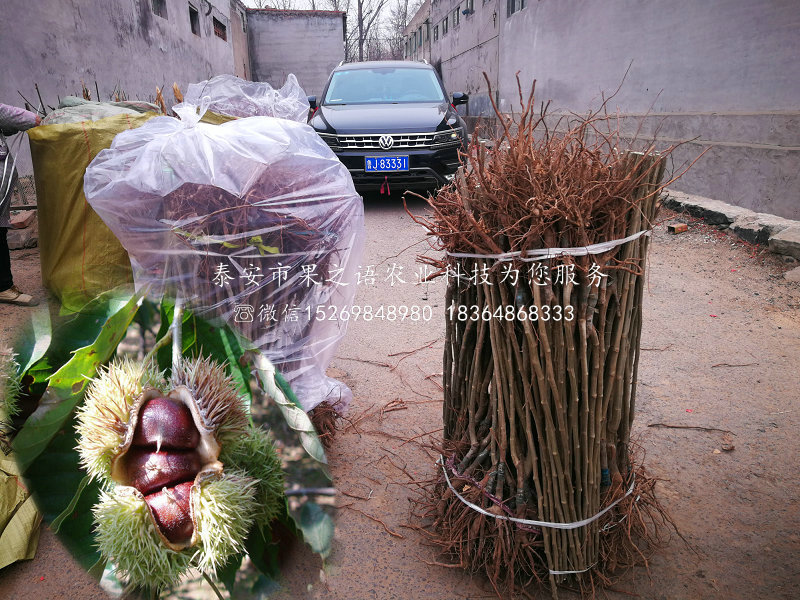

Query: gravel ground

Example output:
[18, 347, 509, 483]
[1, 196, 798, 599]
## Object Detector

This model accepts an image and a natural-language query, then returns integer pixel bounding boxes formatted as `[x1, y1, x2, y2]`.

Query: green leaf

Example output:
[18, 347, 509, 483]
[13, 308, 52, 376]
[247, 574, 281, 598]
[23, 427, 103, 570]
[297, 502, 334, 559]
[216, 551, 243, 597]
[13, 290, 144, 472]
[242, 524, 281, 598]
[244, 524, 279, 578]
[250, 352, 328, 470]
[191, 315, 252, 401]
[155, 305, 253, 406]
[50, 474, 90, 533]
[133, 298, 159, 333]
[23, 288, 137, 388]
[87, 555, 108, 581]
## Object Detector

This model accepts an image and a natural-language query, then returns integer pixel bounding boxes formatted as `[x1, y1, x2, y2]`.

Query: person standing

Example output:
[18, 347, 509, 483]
[0, 103, 40, 306]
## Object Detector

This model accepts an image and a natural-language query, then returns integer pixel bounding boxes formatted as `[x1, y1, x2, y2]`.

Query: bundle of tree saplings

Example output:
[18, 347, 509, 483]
[411, 79, 683, 597]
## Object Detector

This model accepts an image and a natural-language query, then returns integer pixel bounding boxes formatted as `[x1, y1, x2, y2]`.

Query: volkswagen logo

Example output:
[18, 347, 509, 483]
[378, 134, 394, 150]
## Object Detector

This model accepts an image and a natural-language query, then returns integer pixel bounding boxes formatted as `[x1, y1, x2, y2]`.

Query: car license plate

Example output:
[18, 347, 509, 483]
[365, 156, 409, 172]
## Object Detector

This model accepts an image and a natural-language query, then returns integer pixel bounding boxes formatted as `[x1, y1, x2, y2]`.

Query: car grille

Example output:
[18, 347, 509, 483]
[319, 132, 461, 150]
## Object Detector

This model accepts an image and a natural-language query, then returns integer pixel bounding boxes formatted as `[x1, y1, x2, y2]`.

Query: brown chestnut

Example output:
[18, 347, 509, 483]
[145, 482, 194, 544]
[125, 448, 200, 496]
[132, 397, 200, 450]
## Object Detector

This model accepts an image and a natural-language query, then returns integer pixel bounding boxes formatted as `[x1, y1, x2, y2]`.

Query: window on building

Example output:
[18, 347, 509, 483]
[189, 4, 200, 35]
[465, 0, 474, 13]
[240, 10, 247, 32]
[418, 25, 423, 44]
[213, 17, 227, 41]
[433, 24, 439, 41]
[452, 7, 460, 27]
[152, 0, 168, 19]
[508, 0, 526, 17]
[443, 16, 448, 35]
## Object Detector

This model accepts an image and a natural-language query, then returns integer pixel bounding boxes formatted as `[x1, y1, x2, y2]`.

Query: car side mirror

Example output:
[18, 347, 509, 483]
[452, 92, 469, 106]
[307, 95, 317, 109]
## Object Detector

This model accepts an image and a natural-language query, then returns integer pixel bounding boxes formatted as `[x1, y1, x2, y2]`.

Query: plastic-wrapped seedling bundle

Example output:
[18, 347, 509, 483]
[84, 81, 364, 416]
[180, 73, 310, 122]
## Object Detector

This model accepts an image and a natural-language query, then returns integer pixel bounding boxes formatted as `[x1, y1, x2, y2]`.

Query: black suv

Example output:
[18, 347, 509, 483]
[308, 61, 469, 194]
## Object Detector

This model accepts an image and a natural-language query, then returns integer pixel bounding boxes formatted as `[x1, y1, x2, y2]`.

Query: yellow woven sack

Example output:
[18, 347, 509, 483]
[27, 113, 157, 309]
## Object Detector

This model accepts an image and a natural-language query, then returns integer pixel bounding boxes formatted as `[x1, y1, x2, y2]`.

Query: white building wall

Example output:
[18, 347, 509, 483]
[406, 0, 800, 218]
[3, 0, 237, 175]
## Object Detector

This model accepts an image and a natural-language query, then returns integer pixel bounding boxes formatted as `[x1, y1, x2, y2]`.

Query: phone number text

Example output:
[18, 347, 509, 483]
[308, 304, 433, 322]
[448, 304, 575, 322]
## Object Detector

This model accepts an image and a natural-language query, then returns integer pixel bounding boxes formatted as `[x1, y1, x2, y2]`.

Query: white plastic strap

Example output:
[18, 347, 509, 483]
[439, 455, 635, 531]
[549, 563, 598, 576]
[445, 229, 651, 262]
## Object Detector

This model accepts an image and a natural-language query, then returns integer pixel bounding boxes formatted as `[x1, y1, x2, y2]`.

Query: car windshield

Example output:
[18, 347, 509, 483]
[323, 67, 446, 105]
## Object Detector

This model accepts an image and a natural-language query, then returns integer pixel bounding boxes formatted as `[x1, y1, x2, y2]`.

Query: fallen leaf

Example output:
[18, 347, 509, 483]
[713, 449, 722, 454]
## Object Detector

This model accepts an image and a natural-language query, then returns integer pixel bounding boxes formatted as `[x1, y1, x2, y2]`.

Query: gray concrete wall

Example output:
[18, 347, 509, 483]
[498, 0, 799, 114]
[247, 9, 345, 99]
[2, 0, 236, 175]
[429, 0, 499, 116]
[415, 0, 800, 219]
[499, 0, 800, 219]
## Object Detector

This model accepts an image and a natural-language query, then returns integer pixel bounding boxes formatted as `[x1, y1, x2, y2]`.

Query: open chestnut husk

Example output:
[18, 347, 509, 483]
[76, 356, 284, 589]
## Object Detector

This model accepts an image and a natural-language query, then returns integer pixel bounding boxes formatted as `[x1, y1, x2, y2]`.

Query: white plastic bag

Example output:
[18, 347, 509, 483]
[181, 74, 309, 121]
[84, 101, 364, 412]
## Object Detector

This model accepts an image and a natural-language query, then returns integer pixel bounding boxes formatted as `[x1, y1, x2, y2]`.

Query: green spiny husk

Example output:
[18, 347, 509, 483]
[219, 425, 285, 527]
[94, 487, 192, 590]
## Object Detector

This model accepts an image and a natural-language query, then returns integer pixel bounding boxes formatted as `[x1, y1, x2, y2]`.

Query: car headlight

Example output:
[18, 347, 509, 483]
[434, 128, 464, 145]
[317, 132, 340, 149]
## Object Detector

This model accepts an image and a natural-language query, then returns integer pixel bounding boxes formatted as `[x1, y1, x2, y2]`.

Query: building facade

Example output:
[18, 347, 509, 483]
[406, 0, 800, 219]
[1, 1, 346, 175]
[403, 0, 432, 63]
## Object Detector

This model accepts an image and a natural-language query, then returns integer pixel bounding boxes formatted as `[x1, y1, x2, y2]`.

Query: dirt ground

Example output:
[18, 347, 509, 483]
[1, 196, 799, 599]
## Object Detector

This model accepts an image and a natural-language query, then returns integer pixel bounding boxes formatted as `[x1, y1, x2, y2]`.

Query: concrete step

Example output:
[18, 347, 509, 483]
[663, 189, 800, 258]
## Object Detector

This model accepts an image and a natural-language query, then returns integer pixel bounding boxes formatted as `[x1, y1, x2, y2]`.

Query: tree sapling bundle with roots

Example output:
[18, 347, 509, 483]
[411, 78, 688, 597]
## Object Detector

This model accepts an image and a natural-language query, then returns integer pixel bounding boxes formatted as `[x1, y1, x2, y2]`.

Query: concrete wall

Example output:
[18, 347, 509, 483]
[3, 0, 236, 175]
[230, 0, 251, 80]
[429, 0, 499, 116]
[247, 9, 346, 99]
[413, 0, 800, 219]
